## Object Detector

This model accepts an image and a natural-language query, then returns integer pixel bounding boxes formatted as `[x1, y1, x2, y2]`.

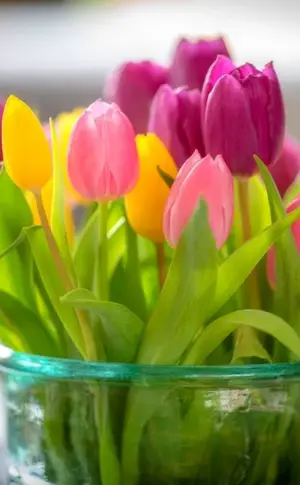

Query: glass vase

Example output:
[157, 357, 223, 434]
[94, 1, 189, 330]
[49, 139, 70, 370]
[1, 344, 300, 485]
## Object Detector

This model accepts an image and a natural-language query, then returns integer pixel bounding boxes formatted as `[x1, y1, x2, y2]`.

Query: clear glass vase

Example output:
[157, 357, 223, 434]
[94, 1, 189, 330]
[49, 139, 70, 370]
[1, 344, 300, 485]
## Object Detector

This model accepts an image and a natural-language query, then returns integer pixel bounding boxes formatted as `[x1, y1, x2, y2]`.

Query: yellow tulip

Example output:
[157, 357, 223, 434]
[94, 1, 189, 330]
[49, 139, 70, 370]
[2, 95, 52, 191]
[55, 108, 86, 204]
[26, 181, 74, 246]
[124, 134, 178, 243]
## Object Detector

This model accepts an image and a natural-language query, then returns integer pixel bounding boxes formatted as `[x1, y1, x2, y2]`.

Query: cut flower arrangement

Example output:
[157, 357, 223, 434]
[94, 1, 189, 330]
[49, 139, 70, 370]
[2, 36, 300, 485]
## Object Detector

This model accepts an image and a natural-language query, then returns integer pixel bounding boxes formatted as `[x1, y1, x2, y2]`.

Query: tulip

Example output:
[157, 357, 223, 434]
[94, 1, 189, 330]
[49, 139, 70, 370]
[202, 56, 285, 176]
[26, 181, 74, 245]
[170, 37, 231, 90]
[267, 196, 300, 289]
[148, 85, 204, 169]
[68, 100, 139, 201]
[124, 134, 178, 243]
[0, 98, 6, 162]
[104, 61, 168, 134]
[163, 151, 233, 248]
[269, 136, 300, 197]
[2, 95, 52, 191]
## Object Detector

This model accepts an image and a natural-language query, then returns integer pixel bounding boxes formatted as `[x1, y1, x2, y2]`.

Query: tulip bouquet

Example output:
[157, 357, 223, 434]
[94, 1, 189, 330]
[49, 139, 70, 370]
[2, 37, 300, 485]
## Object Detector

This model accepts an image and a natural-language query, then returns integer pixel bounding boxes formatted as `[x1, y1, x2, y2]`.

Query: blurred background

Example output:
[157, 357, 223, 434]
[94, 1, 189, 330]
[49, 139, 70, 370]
[0, 0, 299, 137]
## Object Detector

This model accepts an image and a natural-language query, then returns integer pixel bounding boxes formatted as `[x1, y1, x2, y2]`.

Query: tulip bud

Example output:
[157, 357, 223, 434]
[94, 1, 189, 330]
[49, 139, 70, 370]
[0, 98, 6, 162]
[267, 196, 300, 289]
[269, 136, 300, 197]
[202, 57, 285, 176]
[170, 37, 231, 90]
[163, 151, 233, 248]
[148, 85, 204, 169]
[124, 134, 178, 243]
[2, 95, 52, 191]
[104, 61, 168, 134]
[67, 100, 139, 201]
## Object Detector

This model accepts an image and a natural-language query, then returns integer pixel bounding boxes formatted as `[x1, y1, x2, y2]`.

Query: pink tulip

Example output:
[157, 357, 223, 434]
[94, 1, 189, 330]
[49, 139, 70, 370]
[68, 100, 139, 201]
[267, 196, 300, 289]
[163, 151, 233, 248]
[269, 136, 300, 197]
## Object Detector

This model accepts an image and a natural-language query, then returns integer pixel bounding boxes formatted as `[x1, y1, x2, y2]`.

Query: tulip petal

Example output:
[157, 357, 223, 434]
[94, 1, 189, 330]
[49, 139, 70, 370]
[204, 75, 258, 175]
[202, 55, 235, 115]
[263, 62, 285, 163]
[269, 136, 300, 197]
[164, 153, 233, 248]
[2, 95, 52, 190]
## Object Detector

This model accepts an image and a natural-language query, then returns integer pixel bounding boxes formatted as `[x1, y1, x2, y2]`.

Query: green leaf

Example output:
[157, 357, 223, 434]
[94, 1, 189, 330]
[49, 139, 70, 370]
[49, 118, 76, 283]
[137, 200, 218, 365]
[0, 170, 36, 307]
[74, 207, 100, 290]
[184, 310, 300, 365]
[25, 227, 86, 357]
[74, 203, 126, 290]
[209, 207, 300, 320]
[62, 288, 144, 363]
[232, 326, 271, 364]
[0, 290, 59, 356]
[256, 157, 300, 350]
[111, 224, 147, 321]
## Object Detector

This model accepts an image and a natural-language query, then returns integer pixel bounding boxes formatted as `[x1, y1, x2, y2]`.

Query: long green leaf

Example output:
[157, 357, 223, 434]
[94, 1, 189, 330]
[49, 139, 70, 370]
[25, 227, 86, 357]
[0, 170, 35, 307]
[256, 156, 300, 356]
[137, 201, 217, 365]
[49, 118, 77, 283]
[121, 201, 218, 485]
[184, 310, 300, 365]
[209, 207, 300, 320]
[62, 288, 143, 363]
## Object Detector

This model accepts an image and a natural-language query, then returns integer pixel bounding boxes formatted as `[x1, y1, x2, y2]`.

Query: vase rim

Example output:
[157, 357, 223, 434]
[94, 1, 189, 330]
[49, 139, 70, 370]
[0, 345, 299, 382]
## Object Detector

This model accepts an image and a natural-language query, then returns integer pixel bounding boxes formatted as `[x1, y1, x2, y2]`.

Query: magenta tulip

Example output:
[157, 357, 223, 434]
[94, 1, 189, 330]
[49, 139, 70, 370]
[267, 196, 300, 289]
[68, 100, 139, 201]
[202, 56, 285, 176]
[163, 151, 233, 248]
[104, 61, 168, 134]
[170, 37, 231, 90]
[148, 85, 204, 169]
[269, 136, 300, 197]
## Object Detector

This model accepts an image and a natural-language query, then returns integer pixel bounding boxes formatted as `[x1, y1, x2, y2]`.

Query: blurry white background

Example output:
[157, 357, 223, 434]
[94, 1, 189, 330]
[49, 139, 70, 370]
[0, 0, 299, 136]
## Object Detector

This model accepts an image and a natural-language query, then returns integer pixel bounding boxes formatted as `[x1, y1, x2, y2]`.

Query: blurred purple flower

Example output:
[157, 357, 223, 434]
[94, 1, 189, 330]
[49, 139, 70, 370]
[148, 85, 204, 169]
[169, 37, 231, 90]
[104, 61, 168, 134]
[202, 56, 285, 176]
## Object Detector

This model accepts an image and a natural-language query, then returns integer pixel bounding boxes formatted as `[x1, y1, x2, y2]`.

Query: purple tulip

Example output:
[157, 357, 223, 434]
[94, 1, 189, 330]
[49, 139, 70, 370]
[148, 85, 204, 169]
[202, 56, 285, 176]
[104, 61, 168, 134]
[269, 136, 300, 197]
[169, 37, 231, 90]
[0, 98, 6, 162]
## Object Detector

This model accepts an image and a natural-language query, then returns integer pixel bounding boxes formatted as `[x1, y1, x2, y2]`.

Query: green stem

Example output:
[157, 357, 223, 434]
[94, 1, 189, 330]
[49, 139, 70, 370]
[155, 243, 166, 289]
[96, 202, 109, 301]
[237, 178, 260, 309]
[35, 191, 97, 361]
